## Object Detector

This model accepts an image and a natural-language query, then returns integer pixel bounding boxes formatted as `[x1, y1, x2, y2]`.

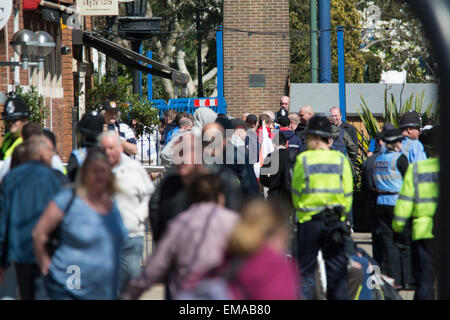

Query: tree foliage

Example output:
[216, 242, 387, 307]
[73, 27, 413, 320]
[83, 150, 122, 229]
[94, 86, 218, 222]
[143, 0, 222, 98]
[357, 0, 437, 83]
[86, 75, 159, 137]
[14, 86, 48, 126]
[290, 0, 364, 83]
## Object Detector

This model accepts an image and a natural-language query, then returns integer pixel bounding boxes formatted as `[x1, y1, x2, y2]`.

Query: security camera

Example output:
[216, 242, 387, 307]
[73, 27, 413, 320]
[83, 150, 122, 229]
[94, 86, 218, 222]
[61, 46, 72, 55]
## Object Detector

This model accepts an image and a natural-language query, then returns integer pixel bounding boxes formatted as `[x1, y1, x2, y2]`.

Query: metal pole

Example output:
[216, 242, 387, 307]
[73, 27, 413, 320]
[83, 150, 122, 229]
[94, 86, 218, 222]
[196, 8, 204, 97]
[139, 44, 142, 98]
[147, 51, 153, 101]
[318, 0, 331, 83]
[216, 26, 224, 99]
[337, 26, 346, 122]
[310, 0, 318, 83]
[131, 40, 141, 95]
[408, 0, 450, 300]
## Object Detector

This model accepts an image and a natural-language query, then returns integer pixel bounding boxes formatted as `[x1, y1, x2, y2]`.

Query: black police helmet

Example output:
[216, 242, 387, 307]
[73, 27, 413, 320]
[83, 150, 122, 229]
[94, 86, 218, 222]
[77, 111, 104, 140]
[2, 96, 30, 121]
[399, 110, 422, 129]
[304, 116, 332, 138]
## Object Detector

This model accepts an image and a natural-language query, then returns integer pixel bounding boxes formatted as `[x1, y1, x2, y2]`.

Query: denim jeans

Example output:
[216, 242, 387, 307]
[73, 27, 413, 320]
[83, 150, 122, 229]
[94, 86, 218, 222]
[118, 236, 144, 296]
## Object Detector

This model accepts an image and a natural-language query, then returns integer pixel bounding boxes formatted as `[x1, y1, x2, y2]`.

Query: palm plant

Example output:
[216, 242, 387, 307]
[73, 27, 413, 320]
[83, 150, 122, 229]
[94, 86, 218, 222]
[354, 89, 438, 192]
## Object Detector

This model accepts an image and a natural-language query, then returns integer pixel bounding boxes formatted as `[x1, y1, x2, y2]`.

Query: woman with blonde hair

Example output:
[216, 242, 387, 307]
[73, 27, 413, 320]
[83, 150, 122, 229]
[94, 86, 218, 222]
[224, 199, 300, 299]
[33, 147, 128, 299]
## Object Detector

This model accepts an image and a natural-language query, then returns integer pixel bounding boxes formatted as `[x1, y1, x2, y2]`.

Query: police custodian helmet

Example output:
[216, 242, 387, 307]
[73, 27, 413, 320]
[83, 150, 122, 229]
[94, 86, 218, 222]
[399, 110, 422, 129]
[304, 116, 332, 138]
[2, 95, 30, 121]
[77, 110, 104, 139]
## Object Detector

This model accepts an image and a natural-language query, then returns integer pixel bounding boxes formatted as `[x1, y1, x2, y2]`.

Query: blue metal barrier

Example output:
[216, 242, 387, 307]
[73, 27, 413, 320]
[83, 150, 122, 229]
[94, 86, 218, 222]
[153, 96, 227, 118]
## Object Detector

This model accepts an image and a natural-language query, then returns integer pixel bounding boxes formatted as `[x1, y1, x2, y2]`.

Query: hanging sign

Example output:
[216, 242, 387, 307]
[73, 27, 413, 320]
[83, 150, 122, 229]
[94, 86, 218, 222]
[76, 0, 119, 16]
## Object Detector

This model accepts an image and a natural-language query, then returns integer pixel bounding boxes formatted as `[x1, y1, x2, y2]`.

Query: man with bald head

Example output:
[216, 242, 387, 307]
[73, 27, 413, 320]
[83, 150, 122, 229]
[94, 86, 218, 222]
[275, 96, 290, 123]
[299, 105, 315, 126]
[295, 105, 315, 153]
[330, 106, 358, 148]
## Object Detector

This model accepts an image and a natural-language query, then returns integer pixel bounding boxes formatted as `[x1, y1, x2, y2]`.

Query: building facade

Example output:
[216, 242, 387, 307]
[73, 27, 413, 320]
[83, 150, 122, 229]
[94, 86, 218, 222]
[0, 0, 93, 162]
[223, 0, 290, 118]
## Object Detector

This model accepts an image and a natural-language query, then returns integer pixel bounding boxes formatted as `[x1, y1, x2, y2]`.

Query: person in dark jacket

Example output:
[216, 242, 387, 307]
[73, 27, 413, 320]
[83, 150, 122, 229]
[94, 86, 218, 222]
[67, 111, 104, 182]
[278, 116, 302, 154]
[0, 135, 63, 300]
[330, 107, 358, 148]
[296, 106, 315, 153]
[223, 118, 260, 197]
[260, 133, 297, 204]
[149, 127, 243, 244]
[274, 96, 290, 123]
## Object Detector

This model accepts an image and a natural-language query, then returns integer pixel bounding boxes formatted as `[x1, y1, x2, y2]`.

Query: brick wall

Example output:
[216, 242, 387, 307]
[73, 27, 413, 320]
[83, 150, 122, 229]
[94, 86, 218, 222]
[223, 0, 290, 118]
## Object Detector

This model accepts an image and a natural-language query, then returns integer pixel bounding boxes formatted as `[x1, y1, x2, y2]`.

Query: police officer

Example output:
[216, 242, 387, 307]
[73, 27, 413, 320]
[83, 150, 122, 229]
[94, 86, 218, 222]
[66, 111, 104, 181]
[393, 126, 440, 300]
[291, 116, 353, 300]
[361, 123, 394, 266]
[399, 110, 427, 163]
[0, 95, 30, 160]
[372, 128, 414, 290]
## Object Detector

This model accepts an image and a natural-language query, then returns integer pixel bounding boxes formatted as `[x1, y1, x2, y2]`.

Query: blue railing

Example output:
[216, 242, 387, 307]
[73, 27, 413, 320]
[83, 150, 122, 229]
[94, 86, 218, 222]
[153, 96, 227, 118]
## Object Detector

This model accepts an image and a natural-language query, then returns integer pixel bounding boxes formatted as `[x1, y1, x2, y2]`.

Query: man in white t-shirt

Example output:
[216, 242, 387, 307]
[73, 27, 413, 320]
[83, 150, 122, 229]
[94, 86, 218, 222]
[99, 131, 155, 296]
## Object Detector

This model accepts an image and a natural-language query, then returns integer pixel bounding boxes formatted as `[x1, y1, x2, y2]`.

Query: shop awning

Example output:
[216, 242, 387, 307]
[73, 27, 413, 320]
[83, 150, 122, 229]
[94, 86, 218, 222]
[73, 30, 190, 85]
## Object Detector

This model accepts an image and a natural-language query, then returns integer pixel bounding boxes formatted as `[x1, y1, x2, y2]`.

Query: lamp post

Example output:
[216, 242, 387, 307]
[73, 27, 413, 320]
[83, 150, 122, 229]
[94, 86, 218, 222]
[1, 29, 55, 71]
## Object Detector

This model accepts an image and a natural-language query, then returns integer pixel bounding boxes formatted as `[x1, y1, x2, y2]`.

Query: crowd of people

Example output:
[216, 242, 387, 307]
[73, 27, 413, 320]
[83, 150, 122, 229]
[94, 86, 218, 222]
[0, 92, 440, 300]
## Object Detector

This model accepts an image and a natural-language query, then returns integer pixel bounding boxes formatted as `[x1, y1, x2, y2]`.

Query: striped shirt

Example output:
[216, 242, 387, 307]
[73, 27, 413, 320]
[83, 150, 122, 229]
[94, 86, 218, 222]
[115, 122, 137, 145]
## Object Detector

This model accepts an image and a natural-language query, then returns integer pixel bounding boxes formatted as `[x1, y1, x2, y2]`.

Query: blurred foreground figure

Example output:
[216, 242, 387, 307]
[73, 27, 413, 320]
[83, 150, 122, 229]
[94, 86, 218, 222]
[0, 136, 63, 299]
[124, 174, 238, 299]
[33, 148, 128, 300]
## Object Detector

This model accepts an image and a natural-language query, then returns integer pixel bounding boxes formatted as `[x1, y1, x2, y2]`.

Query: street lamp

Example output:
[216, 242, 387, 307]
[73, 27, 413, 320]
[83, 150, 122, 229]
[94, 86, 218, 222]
[1, 29, 55, 71]
[32, 30, 56, 70]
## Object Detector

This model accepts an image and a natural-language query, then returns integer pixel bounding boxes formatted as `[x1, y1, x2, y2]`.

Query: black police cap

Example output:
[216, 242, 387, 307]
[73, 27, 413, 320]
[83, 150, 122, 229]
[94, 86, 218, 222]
[382, 128, 404, 143]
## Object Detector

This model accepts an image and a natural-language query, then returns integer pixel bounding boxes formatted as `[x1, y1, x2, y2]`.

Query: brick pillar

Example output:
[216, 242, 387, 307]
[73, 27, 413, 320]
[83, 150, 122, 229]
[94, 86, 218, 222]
[223, 0, 290, 118]
[59, 27, 74, 162]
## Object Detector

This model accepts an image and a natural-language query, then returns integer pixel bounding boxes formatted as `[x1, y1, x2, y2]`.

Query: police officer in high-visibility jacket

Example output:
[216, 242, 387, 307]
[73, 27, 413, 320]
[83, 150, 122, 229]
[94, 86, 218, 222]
[393, 126, 440, 300]
[291, 116, 353, 300]
[372, 128, 414, 290]
[0, 95, 30, 160]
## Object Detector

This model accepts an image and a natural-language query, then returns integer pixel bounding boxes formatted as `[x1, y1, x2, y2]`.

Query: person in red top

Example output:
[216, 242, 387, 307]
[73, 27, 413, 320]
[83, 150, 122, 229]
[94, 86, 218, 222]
[225, 199, 300, 300]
